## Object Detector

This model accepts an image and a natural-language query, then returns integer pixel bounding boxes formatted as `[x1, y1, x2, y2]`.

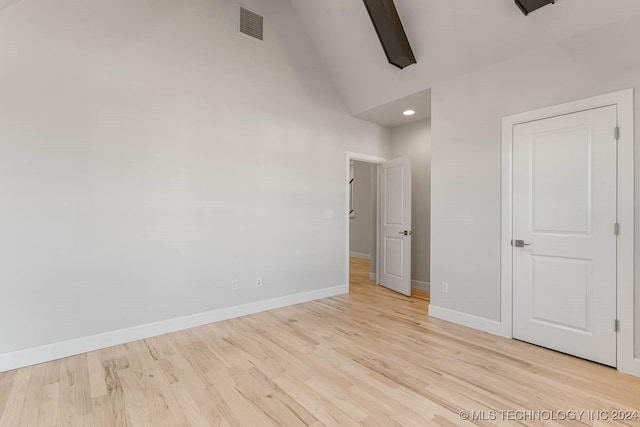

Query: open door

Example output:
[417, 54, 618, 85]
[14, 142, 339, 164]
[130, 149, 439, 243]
[378, 156, 412, 296]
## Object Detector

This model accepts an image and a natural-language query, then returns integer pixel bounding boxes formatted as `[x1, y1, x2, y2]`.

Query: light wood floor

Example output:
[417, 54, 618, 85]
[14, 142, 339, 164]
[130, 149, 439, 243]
[1, 259, 639, 426]
[349, 257, 430, 301]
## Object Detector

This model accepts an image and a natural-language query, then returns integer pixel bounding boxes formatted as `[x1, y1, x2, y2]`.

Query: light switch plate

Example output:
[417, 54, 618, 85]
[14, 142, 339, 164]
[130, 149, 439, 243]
[323, 210, 334, 219]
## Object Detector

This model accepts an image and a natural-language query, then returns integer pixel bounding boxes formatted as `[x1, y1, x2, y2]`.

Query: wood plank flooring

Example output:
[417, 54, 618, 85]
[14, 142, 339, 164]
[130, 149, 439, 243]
[1, 258, 639, 426]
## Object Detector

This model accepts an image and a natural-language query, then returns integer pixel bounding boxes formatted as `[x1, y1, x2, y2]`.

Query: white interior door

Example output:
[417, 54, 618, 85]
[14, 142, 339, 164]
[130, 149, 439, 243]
[512, 106, 617, 367]
[378, 156, 412, 296]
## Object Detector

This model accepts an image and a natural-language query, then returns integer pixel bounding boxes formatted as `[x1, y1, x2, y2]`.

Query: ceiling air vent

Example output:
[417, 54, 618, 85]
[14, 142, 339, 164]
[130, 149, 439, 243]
[240, 7, 263, 41]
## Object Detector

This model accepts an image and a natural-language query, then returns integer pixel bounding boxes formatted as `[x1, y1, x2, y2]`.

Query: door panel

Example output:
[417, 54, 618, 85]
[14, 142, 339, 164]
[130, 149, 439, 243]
[532, 128, 591, 234]
[383, 236, 404, 278]
[512, 105, 617, 367]
[379, 156, 411, 296]
[384, 164, 404, 225]
[531, 255, 591, 331]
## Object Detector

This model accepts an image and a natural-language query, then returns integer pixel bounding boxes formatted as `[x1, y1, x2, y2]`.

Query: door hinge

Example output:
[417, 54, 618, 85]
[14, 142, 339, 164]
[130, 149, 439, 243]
[615, 319, 620, 332]
[615, 126, 620, 140]
[614, 223, 620, 235]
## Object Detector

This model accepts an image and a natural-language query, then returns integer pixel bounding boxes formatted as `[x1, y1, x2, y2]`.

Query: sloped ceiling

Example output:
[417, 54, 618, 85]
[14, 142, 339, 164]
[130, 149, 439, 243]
[0, 0, 20, 10]
[291, 0, 640, 115]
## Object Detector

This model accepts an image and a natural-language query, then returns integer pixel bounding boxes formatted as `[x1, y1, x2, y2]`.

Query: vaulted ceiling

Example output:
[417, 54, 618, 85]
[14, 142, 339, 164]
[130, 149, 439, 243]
[0, 0, 20, 11]
[291, 0, 640, 115]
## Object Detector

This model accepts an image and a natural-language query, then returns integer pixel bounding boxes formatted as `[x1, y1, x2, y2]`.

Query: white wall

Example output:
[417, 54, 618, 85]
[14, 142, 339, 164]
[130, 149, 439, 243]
[0, 0, 390, 356]
[430, 15, 640, 357]
[349, 161, 375, 258]
[391, 120, 431, 288]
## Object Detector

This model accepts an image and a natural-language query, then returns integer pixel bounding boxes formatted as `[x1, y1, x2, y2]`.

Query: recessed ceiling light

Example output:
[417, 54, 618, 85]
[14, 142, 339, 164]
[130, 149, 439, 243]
[403, 109, 415, 116]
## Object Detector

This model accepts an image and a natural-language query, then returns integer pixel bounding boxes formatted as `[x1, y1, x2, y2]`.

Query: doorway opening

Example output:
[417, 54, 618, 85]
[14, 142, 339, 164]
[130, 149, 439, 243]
[346, 118, 431, 301]
[348, 159, 378, 289]
[345, 153, 384, 296]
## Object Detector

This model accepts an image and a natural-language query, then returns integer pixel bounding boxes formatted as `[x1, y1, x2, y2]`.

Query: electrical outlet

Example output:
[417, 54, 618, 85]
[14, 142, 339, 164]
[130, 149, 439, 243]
[232, 279, 238, 290]
[256, 276, 262, 287]
[442, 282, 449, 294]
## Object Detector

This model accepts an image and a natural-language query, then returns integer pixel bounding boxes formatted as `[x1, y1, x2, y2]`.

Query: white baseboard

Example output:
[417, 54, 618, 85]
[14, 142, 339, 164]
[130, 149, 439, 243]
[428, 304, 508, 338]
[411, 280, 430, 291]
[349, 252, 371, 260]
[0, 284, 348, 373]
[619, 357, 640, 377]
[369, 273, 377, 281]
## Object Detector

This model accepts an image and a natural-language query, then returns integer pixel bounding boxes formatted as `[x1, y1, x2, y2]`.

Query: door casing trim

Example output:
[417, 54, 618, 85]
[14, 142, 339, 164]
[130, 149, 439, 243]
[500, 89, 638, 376]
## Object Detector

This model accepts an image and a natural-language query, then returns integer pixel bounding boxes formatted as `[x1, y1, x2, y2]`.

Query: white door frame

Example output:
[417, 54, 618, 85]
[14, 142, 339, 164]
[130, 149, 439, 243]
[345, 152, 386, 291]
[501, 89, 638, 376]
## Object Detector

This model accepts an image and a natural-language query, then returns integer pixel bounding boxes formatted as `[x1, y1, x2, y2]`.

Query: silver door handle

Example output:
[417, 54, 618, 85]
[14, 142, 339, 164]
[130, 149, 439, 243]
[513, 239, 531, 248]
[399, 230, 413, 236]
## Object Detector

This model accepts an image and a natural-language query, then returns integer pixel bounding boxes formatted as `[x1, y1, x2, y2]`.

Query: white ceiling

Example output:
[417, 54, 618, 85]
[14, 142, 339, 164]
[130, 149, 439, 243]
[355, 89, 430, 128]
[290, 0, 640, 116]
